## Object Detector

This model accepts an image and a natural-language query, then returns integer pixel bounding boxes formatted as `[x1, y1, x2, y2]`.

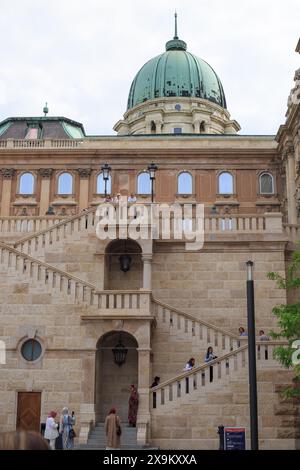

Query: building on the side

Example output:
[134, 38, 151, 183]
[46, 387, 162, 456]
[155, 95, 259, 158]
[0, 22, 299, 449]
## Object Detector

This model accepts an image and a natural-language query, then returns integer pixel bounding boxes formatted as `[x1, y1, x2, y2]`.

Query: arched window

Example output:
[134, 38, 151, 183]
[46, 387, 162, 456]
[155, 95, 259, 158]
[219, 172, 233, 194]
[58, 172, 73, 195]
[259, 172, 274, 194]
[97, 173, 111, 194]
[137, 172, 151, 194]
[178, 172, 192, 194]
[19, 172, 34, 194]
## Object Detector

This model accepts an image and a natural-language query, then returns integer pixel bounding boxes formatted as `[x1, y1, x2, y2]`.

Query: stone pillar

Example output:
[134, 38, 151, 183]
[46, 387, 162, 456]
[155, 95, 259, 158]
[0, 169, 15, 216]
[137, 347, 151, 445]
[142, 254, 152, 290]
[155, 120, 162, 134]
[285, 146, 298, 224]
[79, 351, 96, 444]
[38, 169, 53, 216]
[78, 169, 91, 212]
[193, 120, 200, 133]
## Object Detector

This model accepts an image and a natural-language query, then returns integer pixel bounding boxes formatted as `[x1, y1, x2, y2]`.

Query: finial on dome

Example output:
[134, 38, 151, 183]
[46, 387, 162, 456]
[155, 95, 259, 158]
[166, 11, 187, 51]
[174, 10, 178, 39]
[43, 102, 49, 117]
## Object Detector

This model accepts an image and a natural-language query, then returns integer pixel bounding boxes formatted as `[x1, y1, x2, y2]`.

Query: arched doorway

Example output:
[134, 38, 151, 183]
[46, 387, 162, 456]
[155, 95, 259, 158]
[104, 239, 143, 290]
[95, 331, 138, 423]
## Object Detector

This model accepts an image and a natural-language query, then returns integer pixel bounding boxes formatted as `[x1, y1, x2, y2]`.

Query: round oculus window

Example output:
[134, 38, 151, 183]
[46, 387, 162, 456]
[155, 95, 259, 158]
[21, 339, 42, 362]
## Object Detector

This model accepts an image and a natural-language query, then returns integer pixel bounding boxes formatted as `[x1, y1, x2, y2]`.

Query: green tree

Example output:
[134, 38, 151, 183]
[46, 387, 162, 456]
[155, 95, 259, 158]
[267, 246, 300, 397]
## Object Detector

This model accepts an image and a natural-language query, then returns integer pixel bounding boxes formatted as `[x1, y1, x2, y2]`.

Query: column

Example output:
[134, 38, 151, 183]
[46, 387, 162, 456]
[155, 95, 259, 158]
[155, 120, 162, 134]
[142, 254, 152, 290]
[79, 351, 96, 444]
[38, 169, 53, 216]
[286, 146, 298, 224]
[193, 120, 200, 133]
[137, 346, 151, 445]
[0, 169, 15, 216]
[77, 168, 91, 212]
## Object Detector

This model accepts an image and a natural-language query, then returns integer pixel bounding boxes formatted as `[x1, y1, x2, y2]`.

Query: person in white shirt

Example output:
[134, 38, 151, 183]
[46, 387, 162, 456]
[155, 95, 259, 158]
[128, 193, 137, 203]
[184, 357, 195, 371]
[44, 411, 59, 450]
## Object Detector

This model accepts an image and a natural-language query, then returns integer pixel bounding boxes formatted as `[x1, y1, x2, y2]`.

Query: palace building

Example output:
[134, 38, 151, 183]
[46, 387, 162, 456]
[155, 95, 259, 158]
[0, 22, 299, 449]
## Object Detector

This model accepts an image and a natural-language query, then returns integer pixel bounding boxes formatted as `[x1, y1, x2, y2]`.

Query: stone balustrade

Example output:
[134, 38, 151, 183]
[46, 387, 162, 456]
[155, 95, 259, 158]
[283, 224, 300, 242]
[152, 298, 245, 356]
[150, 341, 286, 411]
[3, 139, 83, 149]
[0, 216, 64, 234]
[14, 207, 97, 253]
[0, 242, 152, 318]
[11, 208, 284, 256]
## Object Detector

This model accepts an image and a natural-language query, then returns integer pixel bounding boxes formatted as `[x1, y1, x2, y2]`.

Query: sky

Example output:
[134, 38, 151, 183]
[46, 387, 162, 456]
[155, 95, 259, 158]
[0, 0, 299, 136]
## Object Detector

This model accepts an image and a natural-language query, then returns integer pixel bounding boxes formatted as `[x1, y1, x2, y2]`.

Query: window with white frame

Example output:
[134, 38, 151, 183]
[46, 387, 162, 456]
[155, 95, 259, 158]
[178, 172, 192, 194]
[137, 172, 151, 194]
[219, 172, 233, 194]
[19, 172, 34, 194]
[58, 172, 73, 195]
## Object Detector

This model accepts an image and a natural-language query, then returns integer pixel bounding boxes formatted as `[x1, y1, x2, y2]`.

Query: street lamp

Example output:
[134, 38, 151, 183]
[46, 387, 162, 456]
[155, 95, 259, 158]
[148, 162, 158, 203]
[101, 163, 111, 197]
[246, 260, 259, 450]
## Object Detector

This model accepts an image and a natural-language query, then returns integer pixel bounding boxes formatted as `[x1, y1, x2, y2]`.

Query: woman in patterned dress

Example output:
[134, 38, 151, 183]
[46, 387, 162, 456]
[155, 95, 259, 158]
[59, 407, 75, 450]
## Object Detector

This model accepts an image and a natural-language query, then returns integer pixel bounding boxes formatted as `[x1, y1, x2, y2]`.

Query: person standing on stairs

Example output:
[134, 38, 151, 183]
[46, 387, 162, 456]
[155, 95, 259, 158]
[184, 357, 195, 371]
[105, 407, 121, 450]
[128, 384, 139, 427]
[204, 347, 218, 382]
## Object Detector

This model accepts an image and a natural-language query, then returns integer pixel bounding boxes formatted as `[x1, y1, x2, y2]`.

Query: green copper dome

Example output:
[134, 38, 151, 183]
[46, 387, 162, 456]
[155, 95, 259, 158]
[127, 24, 226, 110]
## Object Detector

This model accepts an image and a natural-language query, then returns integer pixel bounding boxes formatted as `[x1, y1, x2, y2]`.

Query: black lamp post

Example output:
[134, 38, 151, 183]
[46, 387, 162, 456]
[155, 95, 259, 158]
[101, 163, 111, 197]
[148, 162, 158, 203]
[246, 260, 259, 450]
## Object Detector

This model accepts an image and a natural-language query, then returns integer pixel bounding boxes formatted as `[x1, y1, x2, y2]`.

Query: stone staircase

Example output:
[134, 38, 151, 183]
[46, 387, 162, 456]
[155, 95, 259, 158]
[77, 423, 141, 450]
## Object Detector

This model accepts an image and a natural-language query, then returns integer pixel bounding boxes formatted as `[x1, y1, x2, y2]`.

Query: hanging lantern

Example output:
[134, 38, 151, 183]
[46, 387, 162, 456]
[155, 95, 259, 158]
[119, 253, 132, 272]
[112, 334, 128, 366]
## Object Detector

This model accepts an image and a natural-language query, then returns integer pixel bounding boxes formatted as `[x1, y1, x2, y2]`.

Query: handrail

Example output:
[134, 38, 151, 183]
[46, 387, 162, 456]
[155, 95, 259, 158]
[152, 297, 242, 341]
[0, 241, 151, 312]
[150, 340, 287, 393]
[14, 206, 97, 246]
[0, 241, 96, 288]
[151, 345, 248, 391]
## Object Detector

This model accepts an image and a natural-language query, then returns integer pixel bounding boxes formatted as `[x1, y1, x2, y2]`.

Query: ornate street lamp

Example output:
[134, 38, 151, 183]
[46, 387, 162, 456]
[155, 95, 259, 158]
[112, 333, 128, 366]
[101, 163, 111, 197]
[148, 162, 158, 203]
[246, 260, 259, 450]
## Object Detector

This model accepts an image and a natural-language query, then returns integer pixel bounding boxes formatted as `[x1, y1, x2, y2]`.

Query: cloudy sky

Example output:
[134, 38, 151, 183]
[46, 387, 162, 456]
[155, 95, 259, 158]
[0, 0, 299, 135]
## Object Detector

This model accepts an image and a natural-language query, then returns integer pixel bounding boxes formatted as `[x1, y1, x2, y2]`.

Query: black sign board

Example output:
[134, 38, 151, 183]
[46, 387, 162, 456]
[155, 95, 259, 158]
[224, 427, 246, 450]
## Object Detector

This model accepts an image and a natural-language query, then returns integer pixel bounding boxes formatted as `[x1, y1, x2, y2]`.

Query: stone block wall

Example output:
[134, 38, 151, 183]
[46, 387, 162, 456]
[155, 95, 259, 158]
[152, 248, 287, 333]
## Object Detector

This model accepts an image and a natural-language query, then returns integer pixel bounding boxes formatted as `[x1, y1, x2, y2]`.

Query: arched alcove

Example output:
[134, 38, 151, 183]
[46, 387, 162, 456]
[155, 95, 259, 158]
[95, 331, 138, 422]
[104, 239, 143, 290]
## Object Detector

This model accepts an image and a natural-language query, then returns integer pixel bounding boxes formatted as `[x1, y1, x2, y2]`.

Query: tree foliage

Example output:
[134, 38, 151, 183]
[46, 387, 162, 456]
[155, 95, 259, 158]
[267, 245, 300, 397]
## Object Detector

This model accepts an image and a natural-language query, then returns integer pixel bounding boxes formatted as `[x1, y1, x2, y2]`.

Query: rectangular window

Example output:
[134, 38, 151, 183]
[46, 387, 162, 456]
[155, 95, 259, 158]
[25, 127, 39, 139]
[174, 128, 182, 134]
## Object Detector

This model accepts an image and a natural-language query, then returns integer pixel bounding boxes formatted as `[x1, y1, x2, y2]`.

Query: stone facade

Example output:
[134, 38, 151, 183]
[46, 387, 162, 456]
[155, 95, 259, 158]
[0, 38, 299, 450]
